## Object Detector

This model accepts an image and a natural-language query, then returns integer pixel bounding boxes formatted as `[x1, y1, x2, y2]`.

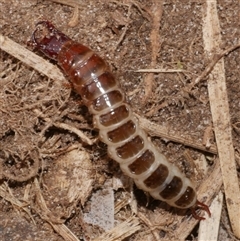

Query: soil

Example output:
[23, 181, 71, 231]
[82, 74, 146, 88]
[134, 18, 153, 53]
[0, 0, 239, 241]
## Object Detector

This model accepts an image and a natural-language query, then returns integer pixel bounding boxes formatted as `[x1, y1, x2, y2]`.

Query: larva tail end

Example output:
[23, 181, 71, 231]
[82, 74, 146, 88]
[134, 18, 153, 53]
[191, 200, 211, 221]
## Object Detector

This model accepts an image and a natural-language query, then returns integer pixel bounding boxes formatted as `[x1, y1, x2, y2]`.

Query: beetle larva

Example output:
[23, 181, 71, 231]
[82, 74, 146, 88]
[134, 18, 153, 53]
[29, 21, 210, 220]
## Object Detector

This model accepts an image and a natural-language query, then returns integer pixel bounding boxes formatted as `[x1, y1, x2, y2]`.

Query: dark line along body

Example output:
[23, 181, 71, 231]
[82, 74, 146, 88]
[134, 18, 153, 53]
[29, 21, 210, 219]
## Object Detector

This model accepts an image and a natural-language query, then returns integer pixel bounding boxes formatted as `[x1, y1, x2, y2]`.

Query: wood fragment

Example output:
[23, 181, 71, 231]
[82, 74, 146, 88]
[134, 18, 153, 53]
[92, 216, 141, 241]
[202, 125, 213, 148]
[198, 191, 223, 241]
[142, 0, 163, 104]
[202, 1, 240, 238]
[0, 182, 34, 222]
[136, 68, 189, 73]
[111, 4, 132, 52]
[68, 5, 79, 27]
[187, 43, 240, 92]
[33, 178, 80, 241]
[50, 224, 80, 241]
[137, 212, 172, 241]
[136, 114, 218, 155]
[0, 34, 66, 84]
[33, 109, 94, 145]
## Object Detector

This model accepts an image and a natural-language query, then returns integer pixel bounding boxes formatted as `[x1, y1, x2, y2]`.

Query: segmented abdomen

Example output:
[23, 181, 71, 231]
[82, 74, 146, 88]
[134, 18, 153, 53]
[58, 41, 197, 209]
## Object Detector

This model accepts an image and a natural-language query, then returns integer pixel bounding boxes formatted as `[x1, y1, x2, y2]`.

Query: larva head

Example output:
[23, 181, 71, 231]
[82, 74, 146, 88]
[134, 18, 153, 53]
[29, 21, 71, 60]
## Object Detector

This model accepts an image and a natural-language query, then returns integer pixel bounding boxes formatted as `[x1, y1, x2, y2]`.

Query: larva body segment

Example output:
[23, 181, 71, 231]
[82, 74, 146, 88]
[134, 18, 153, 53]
[29, 21, 210, 218]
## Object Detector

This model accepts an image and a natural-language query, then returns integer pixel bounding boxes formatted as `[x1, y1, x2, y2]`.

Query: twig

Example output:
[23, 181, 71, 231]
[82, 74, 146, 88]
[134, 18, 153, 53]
[198, 191, 223, 241]
[92, 216, 141, 241]
[33, 178, 80, 241]
[202, 0, 240, 238]
[34, 109, 94, 145]
[0, 182, 34, 223]
[185, 43, 240, 93]
[136, 114, 218, 155]
[0, 34, 66, 85]
[142, 0, 163, 104]
[112, 4, 132, 52]
[136, 68, 189, 73]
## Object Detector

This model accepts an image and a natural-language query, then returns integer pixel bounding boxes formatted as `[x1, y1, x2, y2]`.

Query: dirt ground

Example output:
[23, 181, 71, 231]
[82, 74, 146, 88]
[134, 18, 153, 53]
[0, 0, 239, 241]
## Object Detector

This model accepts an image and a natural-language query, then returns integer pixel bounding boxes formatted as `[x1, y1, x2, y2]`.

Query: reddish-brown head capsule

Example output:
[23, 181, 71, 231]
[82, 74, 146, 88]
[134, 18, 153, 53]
[29, 21, 71, 60]
[30, 21, 211, 220]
